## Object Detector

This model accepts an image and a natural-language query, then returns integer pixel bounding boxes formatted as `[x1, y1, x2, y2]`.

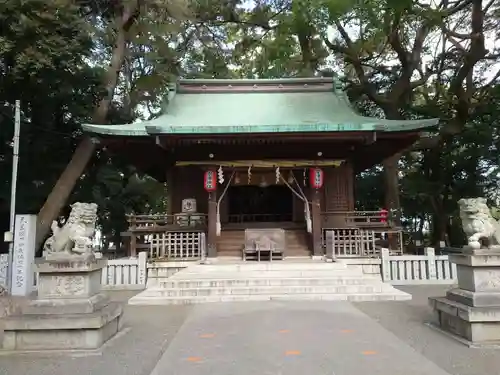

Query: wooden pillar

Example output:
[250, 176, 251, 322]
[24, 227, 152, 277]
[311, 189, 323, 257]
[129, 215, 137, 258]
[207, 191, 217, 258]
[130, 234, 137, 258]
[165, 168, 173, 216]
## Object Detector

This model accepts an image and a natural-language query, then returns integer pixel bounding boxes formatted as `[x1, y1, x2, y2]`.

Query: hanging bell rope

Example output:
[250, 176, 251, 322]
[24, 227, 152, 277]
[280, 174, 305, 201]
[280, 172, 312, 234]
[292, 171, 313, 234]
[216, 170, 235, 236]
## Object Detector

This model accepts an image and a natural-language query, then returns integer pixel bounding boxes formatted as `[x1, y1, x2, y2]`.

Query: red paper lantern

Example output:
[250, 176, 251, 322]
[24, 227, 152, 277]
[204, 170, 217, 192]
[309, 168, 324, 189]
[380, 208, 388, 223]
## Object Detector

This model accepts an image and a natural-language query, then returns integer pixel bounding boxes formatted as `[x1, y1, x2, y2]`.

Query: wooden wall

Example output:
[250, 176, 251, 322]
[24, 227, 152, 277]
[169, 163, 355, 224]
[321, 163, 355, 228]
[170, 166, 208, 214]
[322, 163, 354, 211]
[169, 166, 235, 218]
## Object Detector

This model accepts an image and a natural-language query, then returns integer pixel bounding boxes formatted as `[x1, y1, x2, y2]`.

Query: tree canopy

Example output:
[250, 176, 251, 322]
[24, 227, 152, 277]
[1, 0, 499, 252]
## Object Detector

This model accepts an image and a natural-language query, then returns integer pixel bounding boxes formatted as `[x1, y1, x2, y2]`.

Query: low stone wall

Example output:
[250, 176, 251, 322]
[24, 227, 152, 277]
[100, 252, 147, 290]
[337, 258, 382, 276]
[381, 248, 457, 285]
[146, 261, 191, 287]
[338, 249, 458, 285]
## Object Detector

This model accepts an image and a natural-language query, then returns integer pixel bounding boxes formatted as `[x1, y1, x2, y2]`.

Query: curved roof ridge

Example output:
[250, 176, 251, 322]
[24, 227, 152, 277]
[177, 77, 335, 86]
[176, 77, 336, 94]
[81, 78, 439, 136]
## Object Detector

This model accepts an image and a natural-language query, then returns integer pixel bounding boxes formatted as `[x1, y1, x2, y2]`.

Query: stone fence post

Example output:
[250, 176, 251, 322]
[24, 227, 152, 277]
[425, 247, 437, 280]
[380, 248, 391, 282]
[325, 230, 335, 261]
[138, 251, 147, 286]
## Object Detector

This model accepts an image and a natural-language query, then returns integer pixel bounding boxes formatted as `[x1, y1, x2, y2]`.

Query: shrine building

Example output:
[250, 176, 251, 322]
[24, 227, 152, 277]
[81, 77, 439, 261]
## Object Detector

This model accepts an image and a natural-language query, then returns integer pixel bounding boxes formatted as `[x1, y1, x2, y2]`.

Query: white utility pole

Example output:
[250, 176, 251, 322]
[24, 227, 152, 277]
[6, 100, 21, 294]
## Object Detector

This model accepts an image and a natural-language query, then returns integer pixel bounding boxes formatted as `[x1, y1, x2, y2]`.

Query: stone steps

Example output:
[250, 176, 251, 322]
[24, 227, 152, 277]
[171, 270, 367, 279]
[179, 262, 350, 272]
[159, 276, 381, 288]
[128, 261, 410, 305]
[139, 284, 394, 298]
[128, 292, 409, 305]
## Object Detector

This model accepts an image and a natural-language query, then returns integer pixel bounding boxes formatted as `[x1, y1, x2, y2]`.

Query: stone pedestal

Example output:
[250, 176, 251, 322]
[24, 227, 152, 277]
[1, 256, 123, 351]
[429, 247, 500, 346]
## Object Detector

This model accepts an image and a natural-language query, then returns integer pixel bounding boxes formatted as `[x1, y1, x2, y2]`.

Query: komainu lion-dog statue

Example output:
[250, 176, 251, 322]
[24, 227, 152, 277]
[458, 197, 500, 249]
[43, 202, 98, 258]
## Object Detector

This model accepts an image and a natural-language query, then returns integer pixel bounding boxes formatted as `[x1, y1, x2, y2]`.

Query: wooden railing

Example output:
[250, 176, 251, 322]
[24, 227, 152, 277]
[124, 213, 208, 258]
[148, 231, 206, 260]
[321, 211, 391, 228]
[324, 228, 403, 258]
[228, 213, 294, 223]
[127, 213, 207, 230]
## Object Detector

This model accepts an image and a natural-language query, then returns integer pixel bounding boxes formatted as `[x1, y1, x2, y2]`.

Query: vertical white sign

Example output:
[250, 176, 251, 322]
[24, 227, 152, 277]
[0, 254, 8, 288]
[11, 214, 36, 296]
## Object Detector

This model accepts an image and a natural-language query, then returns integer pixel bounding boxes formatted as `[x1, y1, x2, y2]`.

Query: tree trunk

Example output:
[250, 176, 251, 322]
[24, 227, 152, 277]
[431, 210, 447, 249]
[382, 107, 403, 227]
[383, 153, 402, 227]
[417, 214, 425, 242]
[35, 4, 140, 249]
[113, 233, 122, 253]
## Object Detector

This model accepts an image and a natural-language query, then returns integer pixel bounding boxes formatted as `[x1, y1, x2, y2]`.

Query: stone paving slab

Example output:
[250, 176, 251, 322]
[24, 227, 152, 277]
[149, 301, 452, 375]
[355, 285, 500, 375]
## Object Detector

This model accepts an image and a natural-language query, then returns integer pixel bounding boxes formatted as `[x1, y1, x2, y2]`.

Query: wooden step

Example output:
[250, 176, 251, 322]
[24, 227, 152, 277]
[217, 230, 245, 256]
[216, 229, 310, 257]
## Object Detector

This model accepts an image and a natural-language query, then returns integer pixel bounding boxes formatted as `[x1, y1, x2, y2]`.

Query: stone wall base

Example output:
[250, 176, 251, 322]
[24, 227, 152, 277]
[430, 297, 500, 344]
[429, 248, 500, 346]
[1, 256, 124, 351]
[2, 302, 122, 351]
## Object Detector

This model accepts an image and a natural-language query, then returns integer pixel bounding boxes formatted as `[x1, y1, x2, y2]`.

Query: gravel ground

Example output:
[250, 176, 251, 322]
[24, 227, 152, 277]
[0, 291, 193, 375]
[354, 285, 500, 375]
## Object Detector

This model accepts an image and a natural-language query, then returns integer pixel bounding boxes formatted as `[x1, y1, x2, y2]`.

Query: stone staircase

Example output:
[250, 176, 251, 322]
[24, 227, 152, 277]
[128, 261, 411, 305]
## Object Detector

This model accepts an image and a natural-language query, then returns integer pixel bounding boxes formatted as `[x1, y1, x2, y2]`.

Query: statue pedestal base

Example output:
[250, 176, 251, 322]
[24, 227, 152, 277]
[429, 247, 500, 346]
[1, 257, 123, 351]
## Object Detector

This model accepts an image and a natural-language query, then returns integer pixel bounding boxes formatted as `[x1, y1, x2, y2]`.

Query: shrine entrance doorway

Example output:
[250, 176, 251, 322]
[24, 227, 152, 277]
[227, 185, 293, 224]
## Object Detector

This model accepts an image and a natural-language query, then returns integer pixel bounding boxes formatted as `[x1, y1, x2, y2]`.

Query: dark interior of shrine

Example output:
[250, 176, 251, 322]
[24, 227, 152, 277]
[228, 185, 293, 223]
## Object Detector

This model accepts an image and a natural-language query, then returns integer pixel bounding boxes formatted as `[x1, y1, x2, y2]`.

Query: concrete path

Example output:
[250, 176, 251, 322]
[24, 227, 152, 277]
[4, 287, 500, 375]
[150, 301, 452, 375]
[356, 286, 500, 375]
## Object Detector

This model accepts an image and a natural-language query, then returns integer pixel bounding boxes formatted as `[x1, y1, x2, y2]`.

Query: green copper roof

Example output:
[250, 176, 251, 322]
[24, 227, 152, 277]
[81, 78, 439, 136]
